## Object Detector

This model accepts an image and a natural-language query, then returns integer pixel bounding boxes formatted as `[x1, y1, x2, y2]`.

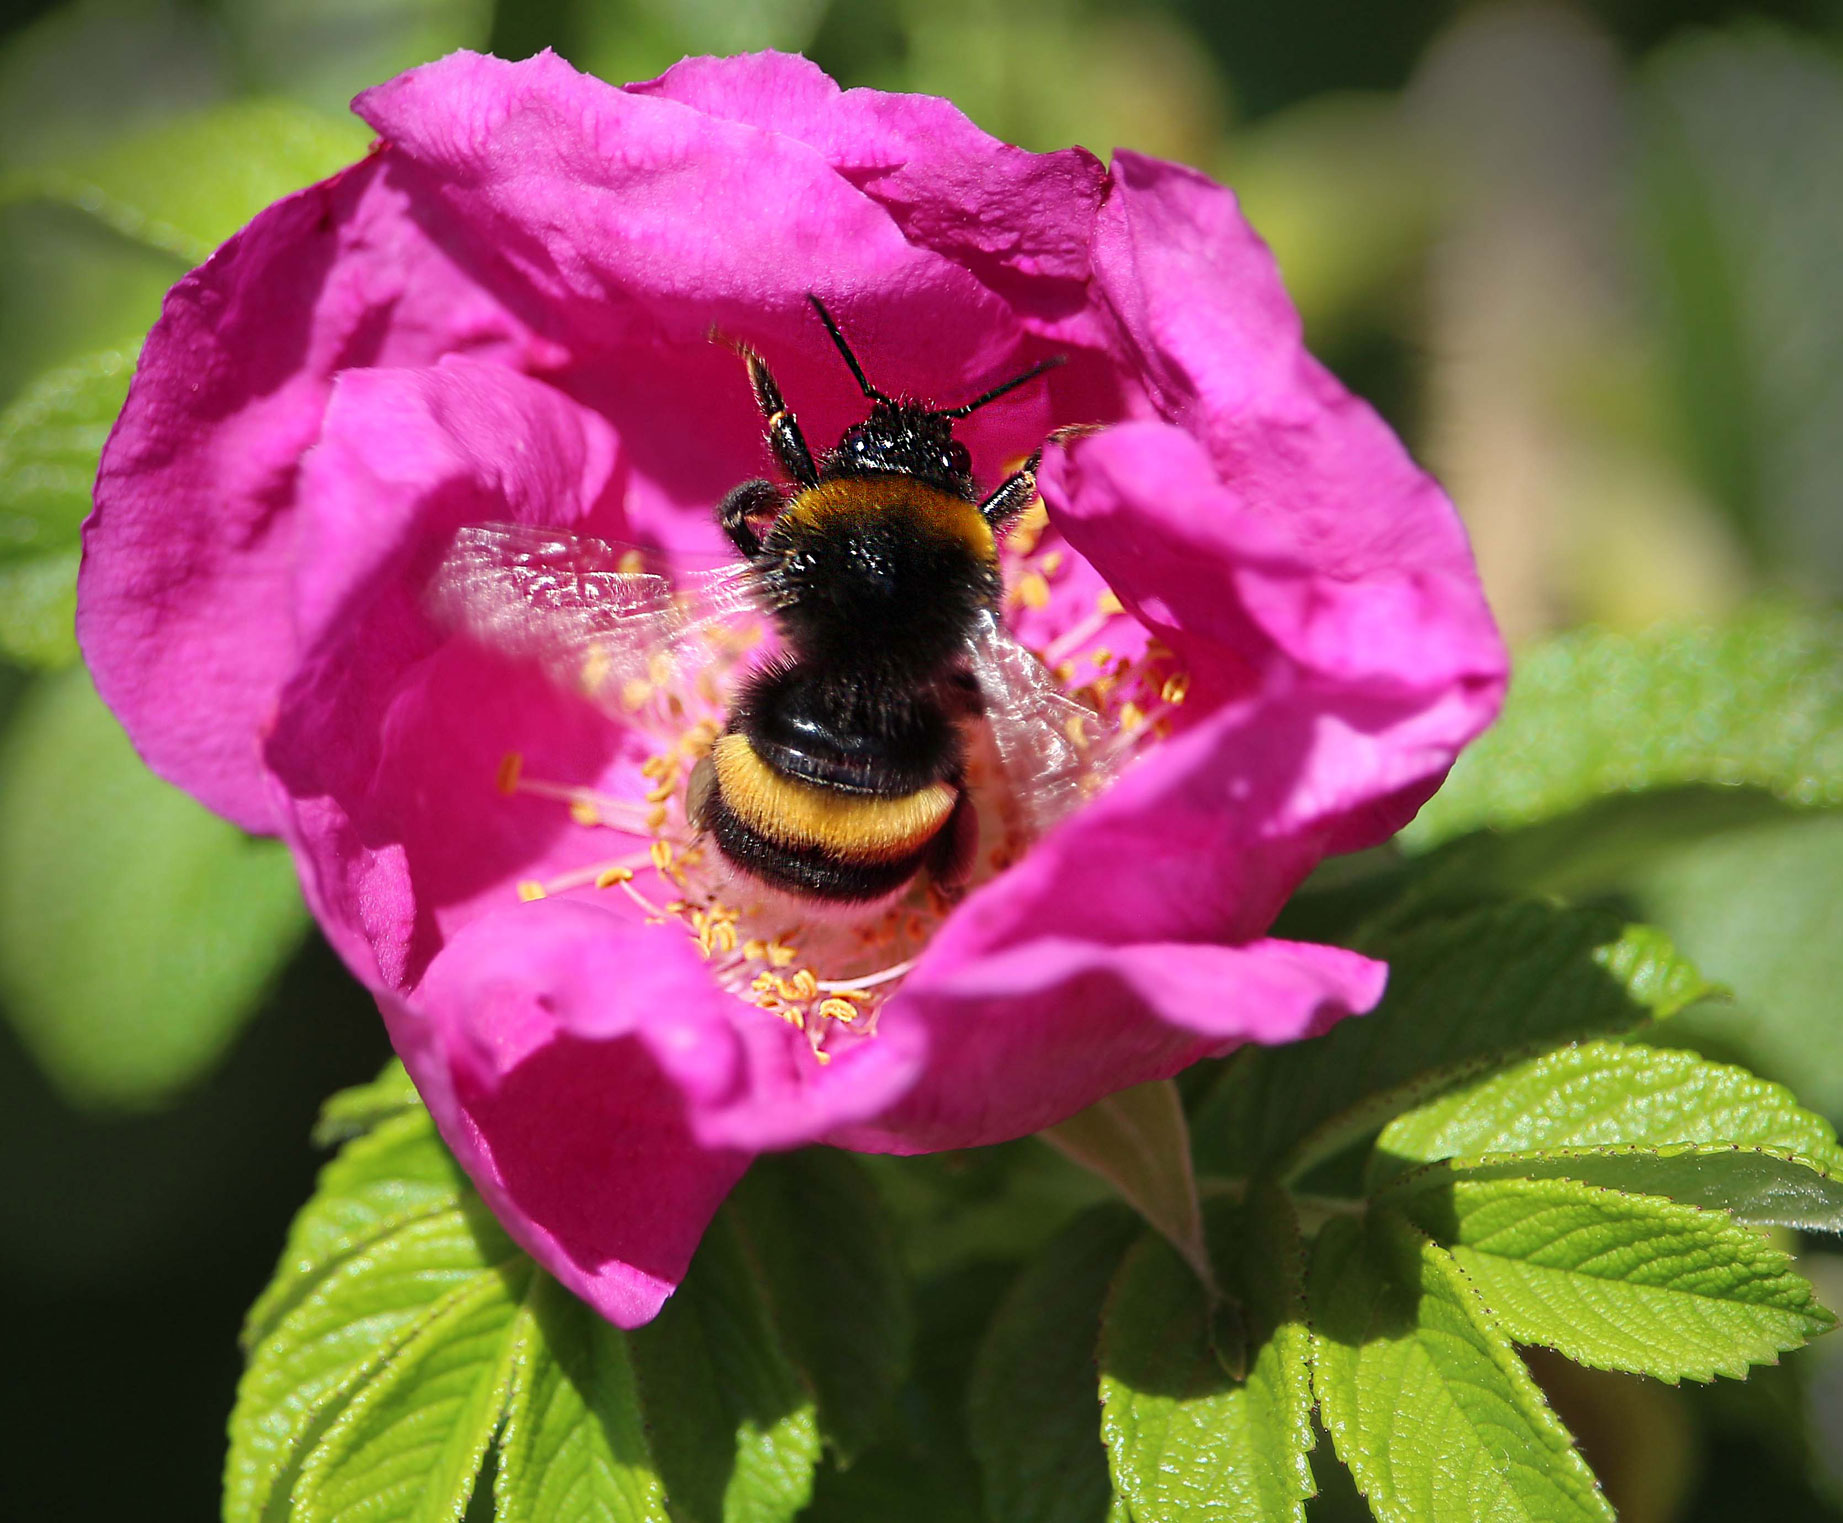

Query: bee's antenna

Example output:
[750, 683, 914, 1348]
[807, 294, 891, 404]
[938, 355, 1065, 419]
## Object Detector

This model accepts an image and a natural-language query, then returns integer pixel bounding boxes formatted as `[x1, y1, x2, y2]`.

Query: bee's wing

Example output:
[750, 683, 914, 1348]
[965, 609, 1119, 836]
[427, 523, 761, 712]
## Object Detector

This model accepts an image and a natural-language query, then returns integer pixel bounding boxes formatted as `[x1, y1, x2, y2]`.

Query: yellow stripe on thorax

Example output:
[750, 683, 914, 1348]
[712, 733, 955, 861]
[780, 478, 996, 563]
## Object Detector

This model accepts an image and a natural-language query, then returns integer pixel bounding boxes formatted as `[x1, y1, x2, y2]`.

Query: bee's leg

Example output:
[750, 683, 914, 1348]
[979, 425, 1103, 530]
[717, 479, 782, 558]
[737, 343, 818, 486]
[978, 460, 1041, 531]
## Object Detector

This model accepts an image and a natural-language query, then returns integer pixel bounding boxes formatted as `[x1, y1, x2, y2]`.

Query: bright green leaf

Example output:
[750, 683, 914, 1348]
[1042, 1078, 1210, 1288]
[0, 550, 79, 666]
[1370, 1040, 1843, 1189]
[244, 1105, 467, 1350]
[1099, 1188, 1315, 1523]
[628, 1212, 821, 1523]
[1388, 1173, 1834, 1383]
[1637, 33, 1843, 591]
[496, 1275, 669, 1523]
[296, 1259, 534, 1523]
[726, 1149, 911, 1464]
[1309, 1211, 1612, 1523]
[0, 347, 132, 556]
[1192, 905, 1711, 1183]
[0, 666, 308, 1108]
[1, 100, 368, 263]
[1404, 608, 1843, 850]
[227, 1203, 520, 1523]
[967, 1204, 1140, 1523]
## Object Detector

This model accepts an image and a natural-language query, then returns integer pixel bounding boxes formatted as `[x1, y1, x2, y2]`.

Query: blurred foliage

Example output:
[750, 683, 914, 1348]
[0, 0, 1839, 1517]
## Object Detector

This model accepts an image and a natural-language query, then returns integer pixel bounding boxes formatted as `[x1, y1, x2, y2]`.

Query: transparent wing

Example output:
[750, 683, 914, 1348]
[426, 523, 763, 713]
[966, 608, 1121, 836]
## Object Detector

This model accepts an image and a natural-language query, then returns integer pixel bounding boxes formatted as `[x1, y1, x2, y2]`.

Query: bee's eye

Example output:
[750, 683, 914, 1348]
[948, 441, 972, 476]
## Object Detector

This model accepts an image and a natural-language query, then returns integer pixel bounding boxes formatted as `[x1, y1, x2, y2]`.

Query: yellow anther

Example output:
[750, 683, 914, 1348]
[649, 840, 673, 872]
[818, 998, 859, 1024]
[1089, 647, 1113, 667]
[708, 922, 738, 955]
[1040, 550, 1065, 575]
[766, 938, 798, 968]
[640, 754, 669, 779]
[496, 752, 524, 796]
[1161, 672, 1191, 705]
[517, 880, 547, 902]
[743, 938, 769, 962]
[645, 778, 677, 804]
[663, 899, 690, 915]
[1007, 502, 1050, 553]
[617, 548, 646, 575]
[1120, 701, 1146, 731]
[813, 1049, 832, 1065]
[752, 971, 778, 994]
[649, 651, 675, 686]
[1054, 660, 1077, 683]
[595, 866, 634, 888]
[569, 798, 601, 827]
[1015, 572, 1052, 609]
[622, 678, 653, 709]
[646, 804, 668, 831]
[1065, 714, 1089, 745]
[1097, 589, 1125, 616]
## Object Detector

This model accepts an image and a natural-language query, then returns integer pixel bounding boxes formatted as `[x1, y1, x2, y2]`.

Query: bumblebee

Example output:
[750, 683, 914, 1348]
[685, 297, 1063, 904]
[431, 298, 1107, 910]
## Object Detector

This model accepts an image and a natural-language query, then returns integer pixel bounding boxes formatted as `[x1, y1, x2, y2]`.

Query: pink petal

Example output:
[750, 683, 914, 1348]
[831, 936, 1386, 1153]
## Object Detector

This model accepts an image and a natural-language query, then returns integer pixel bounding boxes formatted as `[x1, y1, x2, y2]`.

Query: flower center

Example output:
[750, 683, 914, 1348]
[500, 508, 1186, 1063]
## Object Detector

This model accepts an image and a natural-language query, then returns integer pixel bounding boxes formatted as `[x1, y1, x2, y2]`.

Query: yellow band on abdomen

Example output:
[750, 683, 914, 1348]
[711, 733, 956, 861]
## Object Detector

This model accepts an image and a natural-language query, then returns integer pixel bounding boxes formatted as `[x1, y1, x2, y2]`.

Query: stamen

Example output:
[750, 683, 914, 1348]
[816, 958, 916, 993]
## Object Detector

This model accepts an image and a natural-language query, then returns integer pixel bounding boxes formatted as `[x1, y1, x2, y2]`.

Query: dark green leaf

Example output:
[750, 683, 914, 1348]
[1388, 1173, 1834, 1382]
[1192, 905, 1710, 1183]
[0, 666, 308, 1108]
[628, 1212, 821, 1523]
[726, 1149, 910, 1464]
[1041, 1079, 1209, 1286]
[496, 1275, 669, 1523]
[1099, 1188, 1315, 1523]
[1309, 1211, 1612, 1523]
[967, 1204, 1139, 1523]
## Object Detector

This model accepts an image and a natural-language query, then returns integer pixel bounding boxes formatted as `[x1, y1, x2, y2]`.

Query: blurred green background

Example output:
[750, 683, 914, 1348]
[1, 0, 1841, 1517]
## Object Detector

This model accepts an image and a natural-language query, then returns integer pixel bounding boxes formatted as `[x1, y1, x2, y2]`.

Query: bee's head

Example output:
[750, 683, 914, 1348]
[803, 294, 1059, 504]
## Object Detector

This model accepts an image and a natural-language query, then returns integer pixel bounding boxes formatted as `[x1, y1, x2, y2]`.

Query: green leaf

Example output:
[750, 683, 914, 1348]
[1370, 1040, 1843, 1188]
[1192, 905, 1711, 1183]
[1099, 1188, 1315, 1523]
[1404, 608, 1843, 850]
[227, 1202, 520, 1523]
[312, 1059, 425, 1147]
[1637, 32, 1843, 590]
[0, 665, 308, 1109]
[1636, 811, 1843, 1119]
[1, 100, 369, 264]
[628, 1211, 821, 1523]
[726, 1149, 911, 1463]
[0, 348, 135, 665]
[1041, 1078, 1210, 1288]
[1309, 1211, 1612, 1523]
[967, 1204, 1140, 1523]
[244, 1106, 469, 1351]
[1438, 1146, 1843, 1236]
[497, 1275, 669, 1523]
[1387, 1173, 1834, 1383]
[297, 1259, 533, 1523]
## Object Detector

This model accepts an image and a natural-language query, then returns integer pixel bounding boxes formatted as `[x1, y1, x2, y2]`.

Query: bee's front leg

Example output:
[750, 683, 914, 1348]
[979, 425, 1103, 530]
[717, 479, 783, 558]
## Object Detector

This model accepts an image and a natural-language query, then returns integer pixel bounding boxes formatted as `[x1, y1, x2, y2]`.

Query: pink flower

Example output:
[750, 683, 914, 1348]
[78, 50, 1506, 1327]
